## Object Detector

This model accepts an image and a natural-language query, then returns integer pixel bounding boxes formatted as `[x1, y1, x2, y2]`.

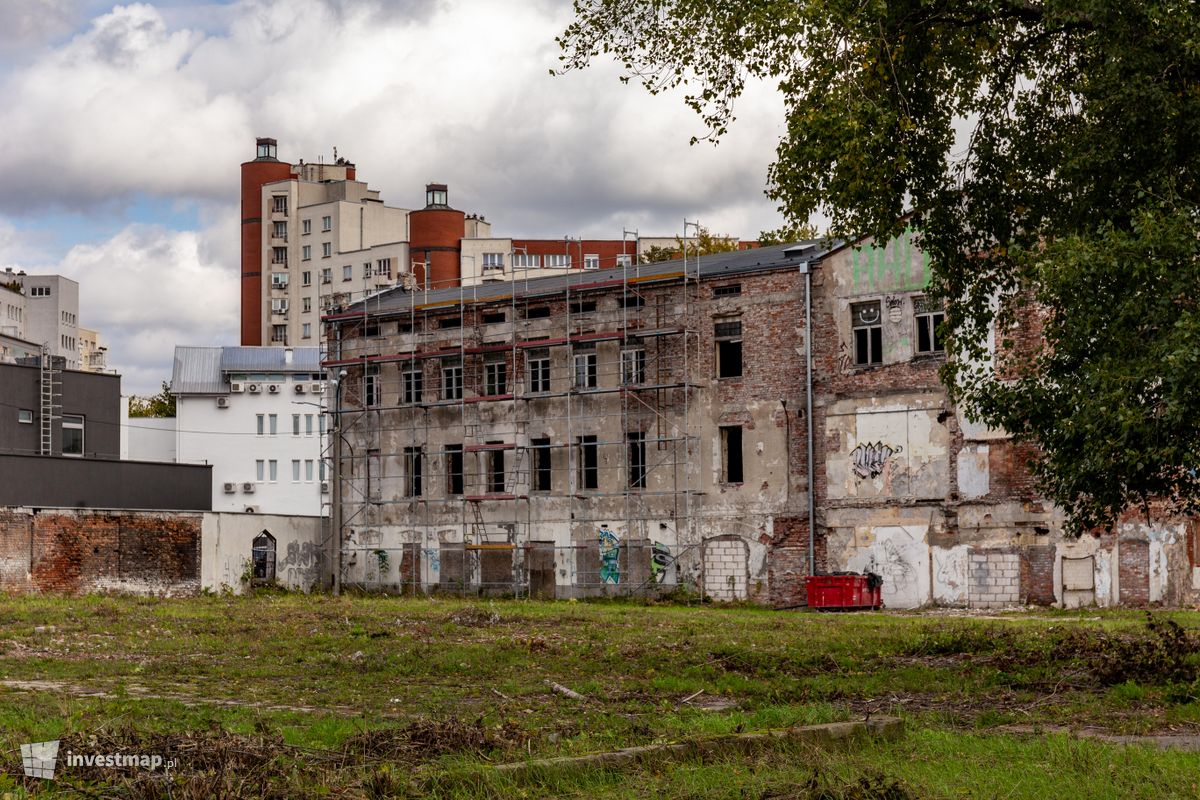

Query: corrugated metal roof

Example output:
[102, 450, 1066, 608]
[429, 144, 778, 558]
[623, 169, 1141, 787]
[337, 240, 837, 318]
[172, 346, 224, 395]
[172, 346, 321, 395]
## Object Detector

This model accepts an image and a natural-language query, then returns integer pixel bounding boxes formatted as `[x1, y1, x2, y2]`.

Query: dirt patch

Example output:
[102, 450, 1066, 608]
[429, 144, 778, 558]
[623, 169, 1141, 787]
[343, 717, 525, 762]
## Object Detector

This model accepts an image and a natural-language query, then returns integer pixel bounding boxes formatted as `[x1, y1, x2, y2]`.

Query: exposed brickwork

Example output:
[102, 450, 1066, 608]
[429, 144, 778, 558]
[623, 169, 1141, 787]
[0, 508, 201, 595]
[769, 516, 809, 607]
[1119, 539, 1150, 606]
[1021, 545, 1057, 605]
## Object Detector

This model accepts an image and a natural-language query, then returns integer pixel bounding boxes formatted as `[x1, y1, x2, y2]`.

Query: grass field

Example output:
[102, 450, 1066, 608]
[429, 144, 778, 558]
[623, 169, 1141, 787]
[1, 593, 1199, 798]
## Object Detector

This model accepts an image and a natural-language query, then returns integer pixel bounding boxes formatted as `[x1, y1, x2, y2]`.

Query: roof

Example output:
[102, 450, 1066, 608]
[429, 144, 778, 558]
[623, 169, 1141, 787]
[331, 240, 838, 321]
[172, 346, 321, 395]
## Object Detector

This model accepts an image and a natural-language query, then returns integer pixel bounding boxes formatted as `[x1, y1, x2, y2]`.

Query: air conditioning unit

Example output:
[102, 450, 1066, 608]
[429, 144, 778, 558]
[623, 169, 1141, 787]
[223, 482, 236, 494]
[311, 382, 325, 393]
[294, 384, 306, 394]
[320, 481, 329, 493]
[216, 397, 230, 408]
[267, 384, 280, 394]
[247, 383, 261, 393]
[242, 482, 255, 493]
[230, 382, 244, 393]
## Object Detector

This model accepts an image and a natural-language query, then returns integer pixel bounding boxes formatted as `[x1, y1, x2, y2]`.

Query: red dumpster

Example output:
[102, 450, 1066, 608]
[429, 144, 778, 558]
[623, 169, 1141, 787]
[805, 573, 883, 610]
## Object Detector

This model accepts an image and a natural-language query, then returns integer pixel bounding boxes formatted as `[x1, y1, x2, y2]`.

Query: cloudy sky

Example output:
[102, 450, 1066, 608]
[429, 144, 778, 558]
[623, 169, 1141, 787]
[0, 0, 790, 393]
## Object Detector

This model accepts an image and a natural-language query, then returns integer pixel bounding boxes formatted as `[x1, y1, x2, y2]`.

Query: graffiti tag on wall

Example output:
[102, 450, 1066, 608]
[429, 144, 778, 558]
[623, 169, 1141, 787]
[650, 542, 673, 584]
[850, 441, 903, 480]
[599, 525, 620, 584]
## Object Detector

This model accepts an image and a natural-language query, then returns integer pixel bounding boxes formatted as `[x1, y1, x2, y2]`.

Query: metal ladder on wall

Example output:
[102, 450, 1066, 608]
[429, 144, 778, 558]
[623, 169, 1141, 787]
[38, 349, 59, 455]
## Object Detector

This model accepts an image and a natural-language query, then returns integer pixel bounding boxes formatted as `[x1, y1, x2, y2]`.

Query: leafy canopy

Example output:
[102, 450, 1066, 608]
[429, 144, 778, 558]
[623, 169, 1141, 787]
[128, 381, 176, 418]
[558, 0, 1200, 531]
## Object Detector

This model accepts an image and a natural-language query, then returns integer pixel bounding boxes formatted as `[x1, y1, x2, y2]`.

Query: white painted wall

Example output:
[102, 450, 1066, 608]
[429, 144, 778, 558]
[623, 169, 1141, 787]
[201, 512, 327, 593]
[176, 383, 327, 515]
[125, 416, 177, 463]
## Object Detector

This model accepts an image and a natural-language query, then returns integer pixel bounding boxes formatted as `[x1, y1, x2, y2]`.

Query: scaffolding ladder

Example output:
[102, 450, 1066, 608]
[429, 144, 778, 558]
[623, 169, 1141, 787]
[39, 349, 59, 455]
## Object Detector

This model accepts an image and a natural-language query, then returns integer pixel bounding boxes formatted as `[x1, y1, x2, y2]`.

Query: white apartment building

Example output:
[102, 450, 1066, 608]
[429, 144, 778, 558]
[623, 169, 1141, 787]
[258, 160, 410, 347]
[172, 346, 328, 515]
[1, 268, 84, 369]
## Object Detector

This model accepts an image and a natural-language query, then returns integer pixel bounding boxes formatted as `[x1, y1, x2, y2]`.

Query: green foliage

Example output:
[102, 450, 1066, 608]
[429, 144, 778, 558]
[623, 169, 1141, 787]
[642, 245, 679, 263]
[759, 221, 822, 246]
[642, 227, 740, 263]
[128, 380, 176, 418]
[558, 0, 1200, 532]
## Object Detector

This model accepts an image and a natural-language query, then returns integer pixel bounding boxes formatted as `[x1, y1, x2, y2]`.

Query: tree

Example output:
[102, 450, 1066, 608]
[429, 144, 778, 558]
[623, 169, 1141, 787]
[758, 222, 821, 247]
[128, 381, 176, 418]
[558, 1, 1200, 532]
[641, 226, 740, 262]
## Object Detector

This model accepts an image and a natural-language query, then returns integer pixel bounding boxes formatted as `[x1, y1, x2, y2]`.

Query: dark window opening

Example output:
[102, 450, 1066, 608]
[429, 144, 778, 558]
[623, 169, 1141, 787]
[438, 317, 462, 329]
[573, 353, 598, 388]
[528, 356, 551, 393]
[251, 532, 276, 584]
[532, 437, 552, 492]
[713, 284, 742, 297]
[446, 444, 464, 495]
[488, 448, 506, 494]
[720, 425, 744, 483]
[398, 322, 414, 333]
[364, 321, 380, 338]
[364, 365, 380, 407]
[482, 311, 506, 324]
[715, 320, 743, 378]
[404, 446, 423, 497]
[852, 301, 883, 365]
[525, 306, 551, 319]
[578, 435, 598, 490]
[442, 363, 463, 400]
[569, 301, 597, 314]
[484, 360, 508, 395]
[628, 431, 647, 489]
[914, 297, 946, 354]
[618, 295, 645, 308]
[403, 368, 423, 404]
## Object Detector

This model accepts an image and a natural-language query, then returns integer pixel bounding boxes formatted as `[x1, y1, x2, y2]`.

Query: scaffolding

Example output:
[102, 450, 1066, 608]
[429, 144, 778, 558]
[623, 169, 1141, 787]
[325, 229, 708, 597]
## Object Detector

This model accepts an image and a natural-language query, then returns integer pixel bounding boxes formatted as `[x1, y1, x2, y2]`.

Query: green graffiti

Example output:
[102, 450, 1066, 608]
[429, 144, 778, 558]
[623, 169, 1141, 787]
[851, 229, 930, 293]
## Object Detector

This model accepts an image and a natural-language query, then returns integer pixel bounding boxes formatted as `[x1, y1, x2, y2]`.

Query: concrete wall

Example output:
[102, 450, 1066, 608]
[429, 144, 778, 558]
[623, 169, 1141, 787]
[201, 512, 327, 593]
[125, 415, 176, 463]
[0, 454, 212, 511]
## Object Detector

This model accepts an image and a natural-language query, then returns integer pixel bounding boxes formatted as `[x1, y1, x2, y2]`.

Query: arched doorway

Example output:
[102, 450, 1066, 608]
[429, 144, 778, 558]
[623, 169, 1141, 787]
[252, 531, 277, 585]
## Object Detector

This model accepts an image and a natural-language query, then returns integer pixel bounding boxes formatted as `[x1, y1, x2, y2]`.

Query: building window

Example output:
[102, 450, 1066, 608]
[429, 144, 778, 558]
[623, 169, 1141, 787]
[914, 296, 946, 354]
[577, 435, 599, 490]
[525, 306, 551, 319]
[302, 219, 311, 235]
[852, 301, 883, 365]
[302, 296, 312, 312]
[621, 347, 645, 385]
[61, 414, 84, 456]
[513, 253, 541, 268]
[532, 437, 552, 492]
[442, 362, 463, 400]
[272, 196, 287, 213]
[482, 311, 506, 324]
[403, 368, 423, 404]
[302, 322, 311, 339]
[482, 252, 504, 271]
[256, 459, 265, 481]
[720, 425, 744, 483]
[404, 446, 423, 497]
[547, 254, 571, 268]
[272, 247, 287, 265]
[322, 242, 332, 258]
[714, 283, 742, 297]
[269, 459, 278, 482]
[306, 414, 314, 436]
[343, 265, 352, 281]
[321, 268, 332, 284]
[528, 353, 550, 393]
[30, 286, 50, 297]
[487, 448, 505, 494]
[583, 253, 600, 270]
[292, 459, 301, 482]
[364, 320, 380, 337]
[446, 444, 464, 495]
[569, 301, 597, 314]
[376, 258, 392, 278]
[484, 360, 507, 395]
[573, 351, 597, 389]
[272, 325, 287, 343]
[715, 319, 743, 378]
[302, 271, 311, 286]
[292, 414, 301, 436]
[272, 221, 287, 239]
[271, 298, 289, 315]
[616, 253, 632, 268]
[618, 295, 644, 308]
[256, 414, 264, 436]
[305, 459, 314, 481]
[363, 262, 372, 278]
[17, 409, 32, 424]
[627, 431, 647, 489]
[364, 365, 380, 407]
[302, 245, 312, 261]
[322, 215, 332, 232]
[269, 414, 278, 435]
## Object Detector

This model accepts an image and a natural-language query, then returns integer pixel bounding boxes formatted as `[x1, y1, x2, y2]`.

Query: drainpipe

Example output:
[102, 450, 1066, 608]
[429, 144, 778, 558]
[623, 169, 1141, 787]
[799, 261, 816, 576]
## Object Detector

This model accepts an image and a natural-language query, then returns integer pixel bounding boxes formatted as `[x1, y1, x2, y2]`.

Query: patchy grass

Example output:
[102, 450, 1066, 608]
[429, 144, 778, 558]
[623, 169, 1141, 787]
[0, 594, 1197, 796]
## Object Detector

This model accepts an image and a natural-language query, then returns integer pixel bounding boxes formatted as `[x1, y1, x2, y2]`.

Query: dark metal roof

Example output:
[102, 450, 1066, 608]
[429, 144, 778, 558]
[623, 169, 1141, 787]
[334, 240, 837, 320]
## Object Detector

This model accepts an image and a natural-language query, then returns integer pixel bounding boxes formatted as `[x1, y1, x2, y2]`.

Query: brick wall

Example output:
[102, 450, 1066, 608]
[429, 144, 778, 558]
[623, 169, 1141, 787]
[703, 537, 749, 601]
[1119, 539, 1150, 605]
[0, 508, 201, 595]
[1020, 545, 1056, 605]
[769, 516, 809, 607]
